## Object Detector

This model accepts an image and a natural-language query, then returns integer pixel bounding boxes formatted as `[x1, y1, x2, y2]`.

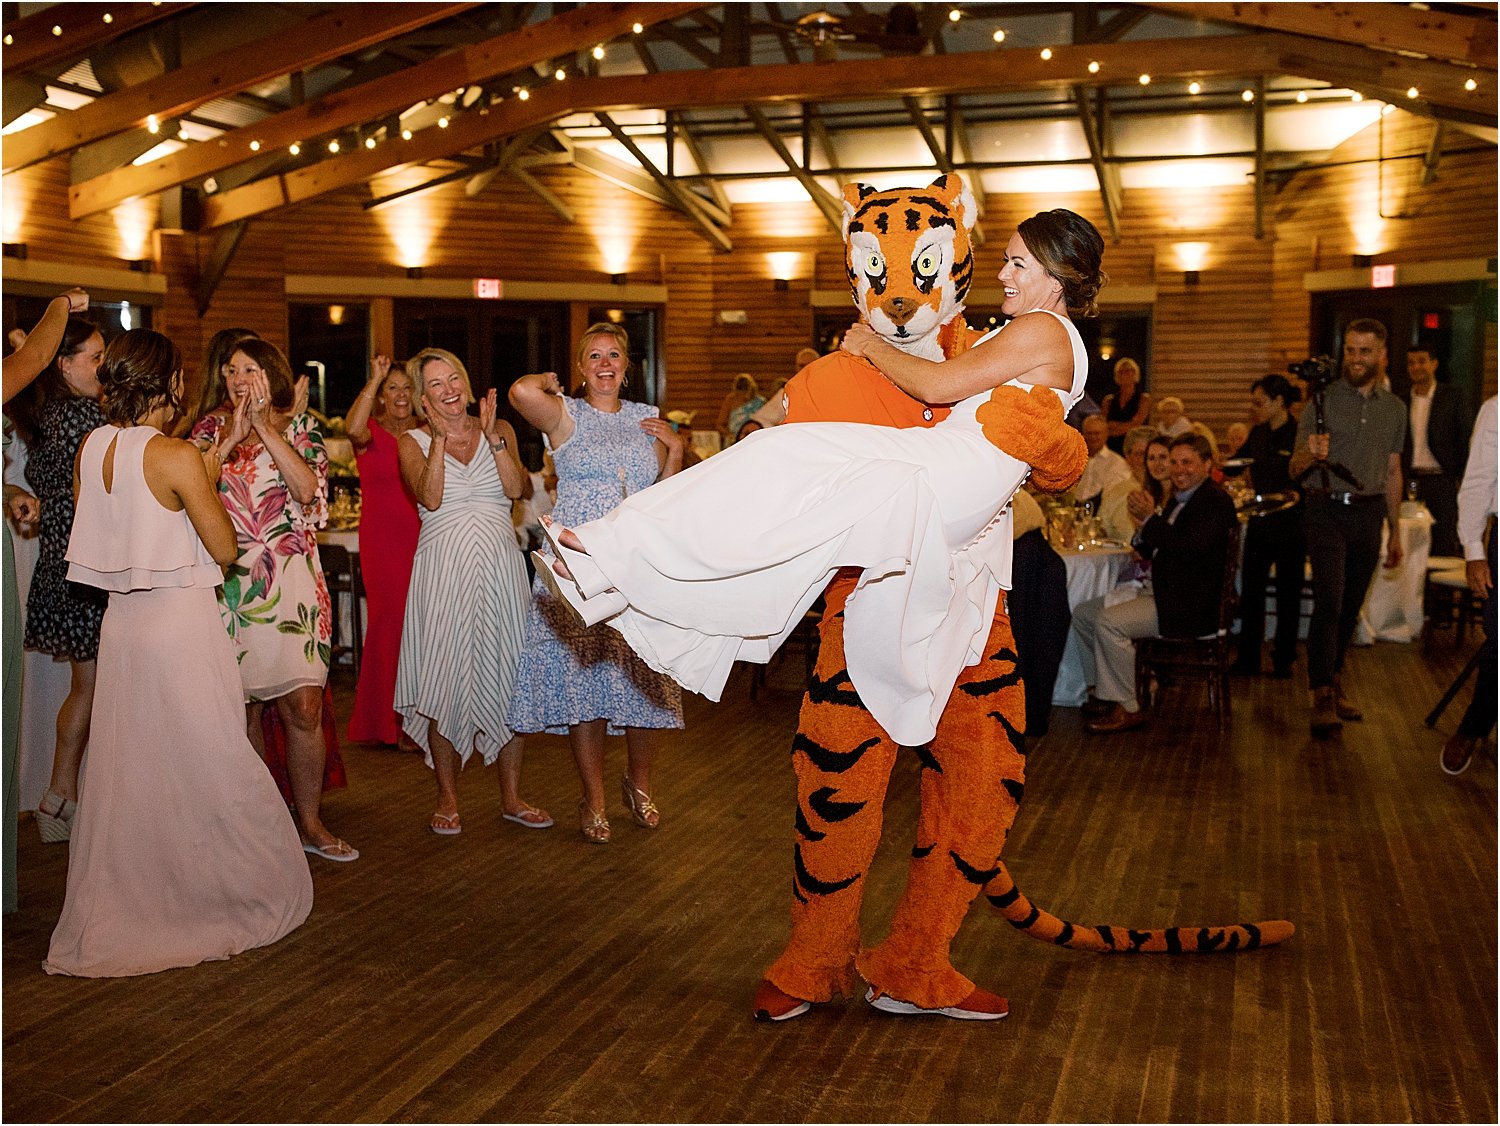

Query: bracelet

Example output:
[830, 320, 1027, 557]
[489, 439, 506, 451]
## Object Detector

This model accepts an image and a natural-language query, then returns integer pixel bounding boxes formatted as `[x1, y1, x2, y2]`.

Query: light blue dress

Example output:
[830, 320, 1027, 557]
[506, 398, 683, 735]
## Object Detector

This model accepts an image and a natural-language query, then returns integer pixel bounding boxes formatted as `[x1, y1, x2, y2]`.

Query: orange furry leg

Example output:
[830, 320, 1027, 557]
[763, 576, 898, 1004]
[858, 603, 1026, 1009]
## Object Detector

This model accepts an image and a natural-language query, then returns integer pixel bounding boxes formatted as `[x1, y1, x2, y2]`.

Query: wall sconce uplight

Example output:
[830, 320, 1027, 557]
[611, 273, 628, 286]
[774, 278, 790, 292]
[2, 242, 28, 260]
[1183, 270, 1201, 285]
[406, 266, 424, 279]
[1352, 254, 1373, 268]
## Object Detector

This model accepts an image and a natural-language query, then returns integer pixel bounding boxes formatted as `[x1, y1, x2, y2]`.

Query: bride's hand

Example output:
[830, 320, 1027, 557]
[842, 323, 880, 359]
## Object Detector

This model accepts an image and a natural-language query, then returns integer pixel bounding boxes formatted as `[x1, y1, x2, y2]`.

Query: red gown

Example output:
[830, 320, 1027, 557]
[346, 418, 421, 744]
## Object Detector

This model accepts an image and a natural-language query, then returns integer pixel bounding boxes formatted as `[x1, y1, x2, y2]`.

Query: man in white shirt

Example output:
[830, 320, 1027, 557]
[1442, 396, 1496, 775]
[1074, 414, 1132, 506]
[1402, 347, 1470, 557]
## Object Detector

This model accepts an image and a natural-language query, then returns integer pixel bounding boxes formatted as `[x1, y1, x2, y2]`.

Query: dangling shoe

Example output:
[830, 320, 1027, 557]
[35, 790, 76, 844]
[865, 985, 1009, 1021]
[540, 516, 616, 598]
[531, 551, 628, 628]
[621, 773, 661, 829]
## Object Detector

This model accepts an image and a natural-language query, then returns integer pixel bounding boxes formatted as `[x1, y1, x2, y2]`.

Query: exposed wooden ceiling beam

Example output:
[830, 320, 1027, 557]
[197, 33, 1296, 229]
[67, 1, 709, 220]
[744, 105, 843, 233]
[571, 145, 679, 210]
[1073, 87, 1121, 241]
[1, 2, 194, 75]
[508, 167, 576, 223]
[4, 4, 478, 173]
[1142, 2, 1497, 70]
[631, 36, 732, 223]
[595, 111, 731, 252]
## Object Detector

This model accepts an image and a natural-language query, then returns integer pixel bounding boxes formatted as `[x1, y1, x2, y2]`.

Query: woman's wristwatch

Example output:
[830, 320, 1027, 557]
[489, 438, 506, 451]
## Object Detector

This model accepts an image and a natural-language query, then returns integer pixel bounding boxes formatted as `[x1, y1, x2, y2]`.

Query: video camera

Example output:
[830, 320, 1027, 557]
[1287, 354, 1337, 390]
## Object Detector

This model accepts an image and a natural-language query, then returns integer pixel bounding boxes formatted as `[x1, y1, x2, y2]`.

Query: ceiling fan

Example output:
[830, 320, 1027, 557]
[780, 6, 929, 62]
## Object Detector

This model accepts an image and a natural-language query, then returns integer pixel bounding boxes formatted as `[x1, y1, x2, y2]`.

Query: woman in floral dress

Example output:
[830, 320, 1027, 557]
[192, 338, 356, 862]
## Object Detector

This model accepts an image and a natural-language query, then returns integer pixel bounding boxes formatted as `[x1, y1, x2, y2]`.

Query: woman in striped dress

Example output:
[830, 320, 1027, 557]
[394, 349, 551, 835]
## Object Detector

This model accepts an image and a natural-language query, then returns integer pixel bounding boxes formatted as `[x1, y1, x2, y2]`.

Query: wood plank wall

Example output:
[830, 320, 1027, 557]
[4, 109, 1494, 439]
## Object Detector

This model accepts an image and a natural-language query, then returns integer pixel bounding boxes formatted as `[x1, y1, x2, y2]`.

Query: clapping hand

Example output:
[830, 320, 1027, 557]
[220, 389, 253, 451]
[245, 369, 274, 431]
[1307, 433, 1330, 461]
[842, 322, 880, 358]
[422, 394, 448, 440]
[478, 389, 501, 444]
[1125, 487, 1156, 525]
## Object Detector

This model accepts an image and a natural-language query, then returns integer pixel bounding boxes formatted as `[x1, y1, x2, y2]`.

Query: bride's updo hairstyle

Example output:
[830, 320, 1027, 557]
[99, 329, 182, 426]
[1017, 209, 1108, 319]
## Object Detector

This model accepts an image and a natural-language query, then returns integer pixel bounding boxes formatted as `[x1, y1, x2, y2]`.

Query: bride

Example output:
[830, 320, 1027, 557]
[542, 208, 1104, 746]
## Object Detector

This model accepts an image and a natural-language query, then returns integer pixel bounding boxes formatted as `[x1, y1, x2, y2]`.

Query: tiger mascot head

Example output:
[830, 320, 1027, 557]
[842, 173, 978, 362]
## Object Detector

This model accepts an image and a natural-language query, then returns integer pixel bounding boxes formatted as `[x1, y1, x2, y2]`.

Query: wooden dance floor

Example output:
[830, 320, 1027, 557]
[4, 639, 1495, 1122]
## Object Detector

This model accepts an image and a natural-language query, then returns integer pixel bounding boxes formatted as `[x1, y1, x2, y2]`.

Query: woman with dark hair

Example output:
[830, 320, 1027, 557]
[46, 329, 311, 976]
[508, 322, 687, 843]
[181, 326, 259, 435]
[1233, 373, 1306, 678]
[540, 210, 1100, 749]
[345, 354, 420, 745]
[7, 316, 107, 843]
[191, 338, 356, 862]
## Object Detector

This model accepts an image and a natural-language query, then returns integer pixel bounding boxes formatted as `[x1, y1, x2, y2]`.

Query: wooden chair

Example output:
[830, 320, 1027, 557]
[1424, 563, 1481, 650]
[317, 542, 363, 677]
[1134, 520, 1243, 728]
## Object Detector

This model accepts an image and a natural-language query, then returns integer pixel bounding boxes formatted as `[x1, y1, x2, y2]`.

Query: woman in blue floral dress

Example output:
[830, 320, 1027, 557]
[508, 323, 687, 843]
[192, 338, 356, 862]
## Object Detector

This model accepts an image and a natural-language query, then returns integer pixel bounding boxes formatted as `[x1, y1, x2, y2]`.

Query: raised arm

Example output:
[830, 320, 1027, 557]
[4, 290, 87, 405]
[345, 355, 390, 449]
[843, 311, 1073, 404]
[509, 371, 575, 449]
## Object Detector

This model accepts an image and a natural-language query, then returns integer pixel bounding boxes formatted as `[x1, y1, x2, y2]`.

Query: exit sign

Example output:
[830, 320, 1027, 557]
[1370, 264, 1396, 289]
[473, 278, 502, 299]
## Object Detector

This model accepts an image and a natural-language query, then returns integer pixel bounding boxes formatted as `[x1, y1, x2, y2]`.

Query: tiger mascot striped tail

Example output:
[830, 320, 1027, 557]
[983, 863, 1296, 952]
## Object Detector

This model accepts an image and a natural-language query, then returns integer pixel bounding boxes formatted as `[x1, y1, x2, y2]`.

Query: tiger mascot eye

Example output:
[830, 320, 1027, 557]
[756, 174, 1292, 1022]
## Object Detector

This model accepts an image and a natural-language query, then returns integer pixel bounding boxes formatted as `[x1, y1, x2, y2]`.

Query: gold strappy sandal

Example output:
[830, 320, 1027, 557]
[620, 774, 660, 829]
[579, 802, 611, 844]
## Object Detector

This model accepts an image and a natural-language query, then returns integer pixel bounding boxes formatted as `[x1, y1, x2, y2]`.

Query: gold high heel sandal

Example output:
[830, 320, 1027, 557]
[621, 774, 660, 829]
[579, 802, 611, 844]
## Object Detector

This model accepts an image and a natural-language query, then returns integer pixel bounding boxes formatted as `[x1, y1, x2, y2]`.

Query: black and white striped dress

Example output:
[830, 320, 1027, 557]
[393, 430, 530, 765]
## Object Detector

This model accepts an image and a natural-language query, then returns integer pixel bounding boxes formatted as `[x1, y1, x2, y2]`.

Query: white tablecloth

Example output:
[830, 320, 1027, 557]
[1053, 545, 1135, 706]
[1355, 503, 1433, 645]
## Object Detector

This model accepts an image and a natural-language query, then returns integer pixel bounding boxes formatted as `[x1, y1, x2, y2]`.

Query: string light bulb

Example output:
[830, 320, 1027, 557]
[3, 34, 11, 45]
[438, 116, 449, 128]
[365, 136, 376, 149]
[1039, 47, 1053, 60]
[146, 115, 160, 134]
[1296, 90, 1308, 103]
[401, 128, 413, 140]
[1088, 60, 1100, 74]
[554, 67, 566, 81]
[1138, 74, 1150, 85]
[991, 28, 1005, 43]
[249, 139, 261, 151]
[517, 87, 530, 101]
[327, 139, 339, 153]
[51, 24, 61, 36]
[631, 21, 643, 33]
[948, 8, 961, 22]
[1188, 81, 1201, 95]
[1465, 78, 1478, 92]
[592, 44, 605, 60]
[1351, 91, 1363, 103]
[289, 142, 301, 155]
[102, 12, 113, 22]
[1406, 86, 1419, 99]
[1242, 88, 1255, 102]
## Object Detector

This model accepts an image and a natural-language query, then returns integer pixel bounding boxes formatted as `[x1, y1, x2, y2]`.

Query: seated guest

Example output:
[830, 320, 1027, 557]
[716, 374, 763, 447]
[1072, 433, 1238, 734]
[1074, 414, 1132, 506]
[1152, 395, 1193, 439]
[1099, 426, 1157, 543]
[1101, 357, 1151, 453]
[1190, 421, 1225, 481]
[737, 378, 790, 440]
[1222, 421, 1250, 462]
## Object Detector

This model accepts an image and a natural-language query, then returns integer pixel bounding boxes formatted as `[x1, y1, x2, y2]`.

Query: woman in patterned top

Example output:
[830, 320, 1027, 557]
[7, 316, 106, 843]
[191, 338, 356, 863]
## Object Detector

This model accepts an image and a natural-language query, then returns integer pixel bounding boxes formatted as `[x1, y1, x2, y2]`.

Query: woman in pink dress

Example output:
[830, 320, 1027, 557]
[344, 355, 420, 745]
[47, 329, 311, 976]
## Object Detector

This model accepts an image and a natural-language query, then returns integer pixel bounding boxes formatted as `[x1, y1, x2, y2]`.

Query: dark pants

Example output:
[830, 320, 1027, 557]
[1237, 507, 1306, 671]
[1458, 523, 1497, 739]
[1305, 494, 1387, 689]
[1413, 472, 1461, 557]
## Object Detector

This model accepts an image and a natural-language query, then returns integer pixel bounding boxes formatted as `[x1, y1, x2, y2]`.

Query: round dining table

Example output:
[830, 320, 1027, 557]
[1052, 542, 1136, 706]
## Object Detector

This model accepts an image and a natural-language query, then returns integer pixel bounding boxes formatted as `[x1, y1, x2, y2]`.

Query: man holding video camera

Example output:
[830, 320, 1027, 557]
[1288, 318, 1407, 738]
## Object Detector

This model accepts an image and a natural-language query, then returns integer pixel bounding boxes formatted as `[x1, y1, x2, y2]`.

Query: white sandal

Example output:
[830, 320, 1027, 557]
[36, 790, 77, 844]
[531, 551, 627, 628]
[539, 517, 615, 598]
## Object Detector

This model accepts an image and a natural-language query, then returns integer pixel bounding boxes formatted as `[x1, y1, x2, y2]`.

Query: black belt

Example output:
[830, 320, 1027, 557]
[1410, 467, 1445, 477]
[1309, 491, 1384, 506]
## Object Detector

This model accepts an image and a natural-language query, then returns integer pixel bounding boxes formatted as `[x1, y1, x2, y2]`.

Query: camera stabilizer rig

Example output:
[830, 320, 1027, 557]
[1289, 355, 1362, 494]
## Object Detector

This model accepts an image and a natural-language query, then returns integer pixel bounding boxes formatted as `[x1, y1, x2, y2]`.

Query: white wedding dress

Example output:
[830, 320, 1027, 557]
[568, 310, 1087, 745]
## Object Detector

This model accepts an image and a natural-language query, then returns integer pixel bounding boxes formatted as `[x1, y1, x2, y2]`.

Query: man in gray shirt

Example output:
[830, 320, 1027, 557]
[1289, 318, 1407, 737]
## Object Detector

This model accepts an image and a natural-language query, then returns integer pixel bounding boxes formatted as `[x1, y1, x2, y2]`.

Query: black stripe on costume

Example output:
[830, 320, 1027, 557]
[793, 733, 880, 774]
[1053, 923, 1074, 947]
[1165, 930, 1183, 955]
[808, 786, 864, 823]
[793, 842, 861, 897]
[1243, 923, 1263, 948]
[987, 885, 1020, 909]
[1002, 777, 1025, 804]
[794, 804, 826, 843]
[961, 666, 1024, 696]
[1127, 929, 1152, 951]
[806, 667, 865, 708]
[950, 850, 1001, 886]
[1012, 905, 1041, 929]
[911, 743, 944, 774]
[1095, 926, 1117, 949]
[987, 710, 1026, 750]
[912, 843, 934, 859]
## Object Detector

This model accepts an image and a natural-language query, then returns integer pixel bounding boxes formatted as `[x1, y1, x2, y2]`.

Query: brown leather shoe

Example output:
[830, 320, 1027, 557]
[1081, 696, 1114, 719]
[1084, 703, 1149, 734]
[752, 978, 812, 1022]
[1333, 677, 1362, 722]
[1442, 733, 1479, 776]
[1310, 687, 1342, 737]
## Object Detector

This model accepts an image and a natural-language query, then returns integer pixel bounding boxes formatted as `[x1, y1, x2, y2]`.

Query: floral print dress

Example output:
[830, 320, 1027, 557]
[191, 410, 331, 702]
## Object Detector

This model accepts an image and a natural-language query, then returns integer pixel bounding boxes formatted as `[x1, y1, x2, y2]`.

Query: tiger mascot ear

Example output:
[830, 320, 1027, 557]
[841, 174, 978, 361]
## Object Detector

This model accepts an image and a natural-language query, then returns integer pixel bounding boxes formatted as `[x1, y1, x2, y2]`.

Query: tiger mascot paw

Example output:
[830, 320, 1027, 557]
[975, 384, 1088, 494]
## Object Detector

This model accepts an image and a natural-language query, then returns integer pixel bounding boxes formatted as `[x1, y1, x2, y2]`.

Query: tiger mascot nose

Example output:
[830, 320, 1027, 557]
[881, 296, 922, 327]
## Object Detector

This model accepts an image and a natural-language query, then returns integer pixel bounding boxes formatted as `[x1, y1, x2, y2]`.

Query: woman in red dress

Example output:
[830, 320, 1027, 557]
[345, 355, 421, 744]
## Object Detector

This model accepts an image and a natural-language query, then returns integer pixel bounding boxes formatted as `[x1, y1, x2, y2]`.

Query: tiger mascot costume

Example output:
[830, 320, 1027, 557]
[753, 174, 1292, 1023]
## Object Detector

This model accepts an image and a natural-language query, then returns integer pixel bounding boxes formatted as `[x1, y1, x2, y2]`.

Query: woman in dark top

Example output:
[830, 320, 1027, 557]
[1233, 374, 1305, 678]
[6, 317, 107, 842]
[1101, 357, 1150, 453]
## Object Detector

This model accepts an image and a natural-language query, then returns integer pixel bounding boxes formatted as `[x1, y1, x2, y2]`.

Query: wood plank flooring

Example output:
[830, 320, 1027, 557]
[4, 639, 1495, 1122]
